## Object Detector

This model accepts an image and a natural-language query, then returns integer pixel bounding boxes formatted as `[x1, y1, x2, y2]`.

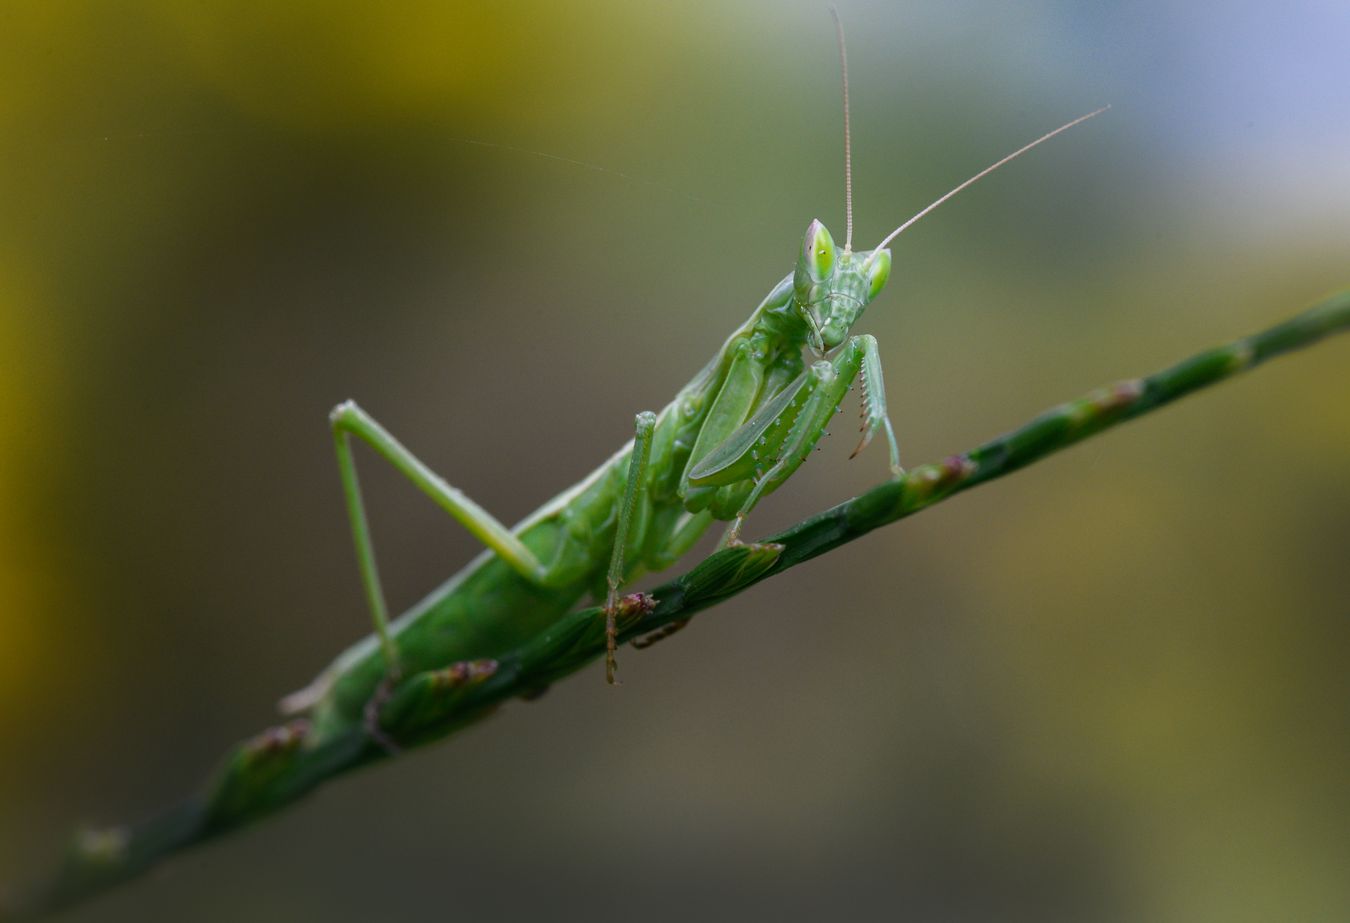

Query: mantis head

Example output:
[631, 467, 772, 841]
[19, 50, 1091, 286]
[798, 11, 1105, 359]
[792, 218, 891, 355]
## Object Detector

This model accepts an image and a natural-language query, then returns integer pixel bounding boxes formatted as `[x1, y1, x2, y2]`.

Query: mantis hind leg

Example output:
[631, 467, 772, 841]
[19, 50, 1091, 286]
[330, 399, 553, 679]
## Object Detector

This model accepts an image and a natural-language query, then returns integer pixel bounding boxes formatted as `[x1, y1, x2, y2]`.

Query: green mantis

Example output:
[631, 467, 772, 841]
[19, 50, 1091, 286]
[282, 17, 1106, 744]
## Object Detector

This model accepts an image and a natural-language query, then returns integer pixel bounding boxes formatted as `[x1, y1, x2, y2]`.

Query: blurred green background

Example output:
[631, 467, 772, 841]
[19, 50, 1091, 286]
[2, 1, 1347, 920]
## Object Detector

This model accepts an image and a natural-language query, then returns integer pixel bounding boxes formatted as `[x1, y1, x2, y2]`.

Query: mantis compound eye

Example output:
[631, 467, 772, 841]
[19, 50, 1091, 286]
[799, 219, 837, 283]
[865, 248, 891, 303]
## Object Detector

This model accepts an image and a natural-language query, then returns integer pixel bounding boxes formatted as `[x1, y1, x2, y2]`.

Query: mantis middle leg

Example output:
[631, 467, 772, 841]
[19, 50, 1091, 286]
[603, 411, 657, 684]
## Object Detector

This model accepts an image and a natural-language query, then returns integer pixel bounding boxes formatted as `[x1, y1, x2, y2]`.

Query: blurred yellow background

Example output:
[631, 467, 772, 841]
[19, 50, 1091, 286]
[1, 2, 1347, 920]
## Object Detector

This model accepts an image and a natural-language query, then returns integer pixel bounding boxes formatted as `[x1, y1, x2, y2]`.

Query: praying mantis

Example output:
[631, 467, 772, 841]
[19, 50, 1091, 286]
[282, 15, 1107, 744]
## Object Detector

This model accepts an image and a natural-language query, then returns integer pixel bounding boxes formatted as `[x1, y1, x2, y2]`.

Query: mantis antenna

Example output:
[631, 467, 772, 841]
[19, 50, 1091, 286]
[863, 104, 1110, 268]
[831, 6, 854, 253]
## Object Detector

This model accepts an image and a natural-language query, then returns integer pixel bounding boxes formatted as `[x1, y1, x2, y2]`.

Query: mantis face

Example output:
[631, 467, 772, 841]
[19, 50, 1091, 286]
[792, 219, 891, 355]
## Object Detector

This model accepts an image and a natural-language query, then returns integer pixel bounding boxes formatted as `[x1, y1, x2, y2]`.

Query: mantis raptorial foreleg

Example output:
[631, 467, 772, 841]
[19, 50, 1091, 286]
[330, 399, 555, 674]
[691, 333, 902, 545]
[678, 337, 770, 514]
[851, 333, 902, 475]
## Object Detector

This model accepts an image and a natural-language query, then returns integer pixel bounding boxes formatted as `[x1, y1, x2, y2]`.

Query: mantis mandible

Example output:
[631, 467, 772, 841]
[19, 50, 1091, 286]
[282, 15, 1106, 744]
